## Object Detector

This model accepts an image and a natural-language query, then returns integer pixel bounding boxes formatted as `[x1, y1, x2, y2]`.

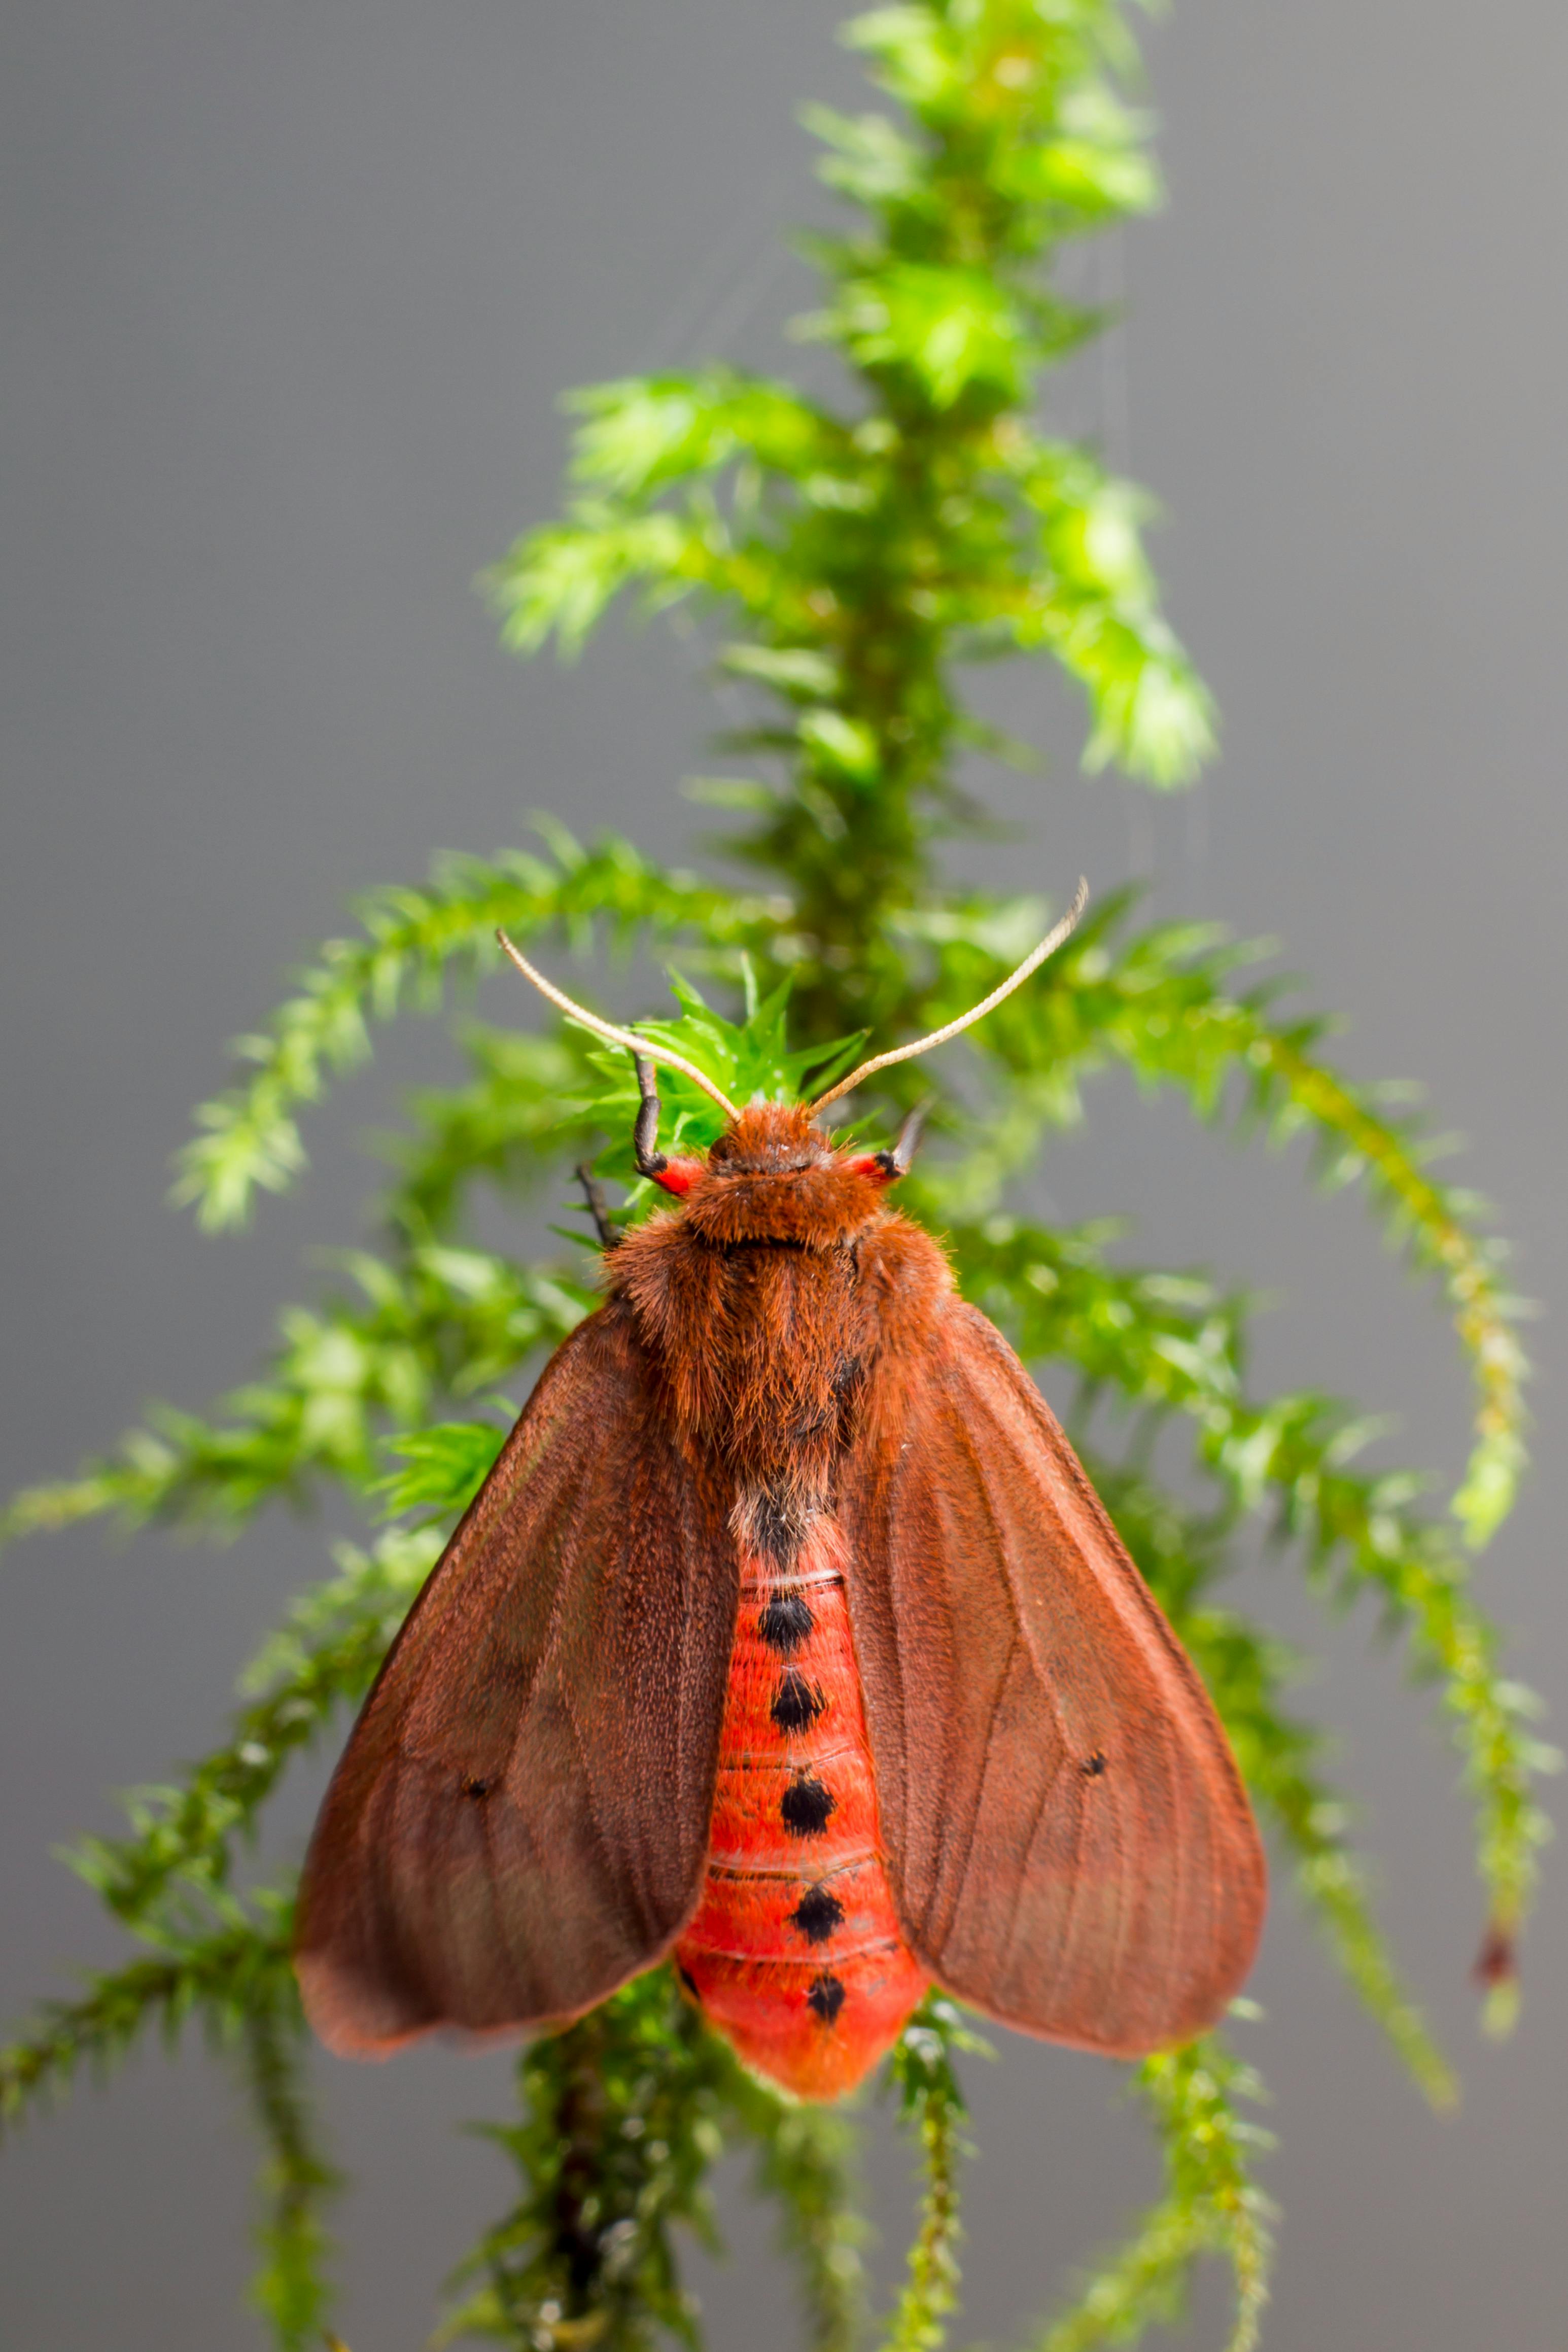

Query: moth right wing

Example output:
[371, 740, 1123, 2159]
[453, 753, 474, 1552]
[841, 1296, 1265, 2056]
[295, 1295, 737, 2056]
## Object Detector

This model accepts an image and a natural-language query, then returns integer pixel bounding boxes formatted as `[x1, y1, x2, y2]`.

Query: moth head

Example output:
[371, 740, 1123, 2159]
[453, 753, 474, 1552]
[623, 1102, 913, 1212]
[669, 1102, 907, 1246]
[494, 878, 1087, 1221]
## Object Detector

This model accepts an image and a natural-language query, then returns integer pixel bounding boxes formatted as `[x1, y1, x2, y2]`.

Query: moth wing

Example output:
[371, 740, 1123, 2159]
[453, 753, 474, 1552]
[841, 1298, 1265, 2055]
[295, 1296, 736, 2055]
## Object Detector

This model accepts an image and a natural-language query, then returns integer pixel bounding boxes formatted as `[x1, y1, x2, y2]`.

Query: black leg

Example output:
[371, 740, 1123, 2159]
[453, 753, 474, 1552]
[632, 1054, 670, 1178]
[890, 1097, 932, 1175]
[574, 1164, 620, 1251]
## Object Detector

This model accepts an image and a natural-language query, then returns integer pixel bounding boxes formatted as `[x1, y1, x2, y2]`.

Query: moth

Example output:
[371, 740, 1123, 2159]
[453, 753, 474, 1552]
[295, 885, 1266, 2100]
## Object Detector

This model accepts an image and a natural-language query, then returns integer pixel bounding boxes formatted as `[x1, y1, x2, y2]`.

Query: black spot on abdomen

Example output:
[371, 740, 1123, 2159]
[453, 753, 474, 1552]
[790, 1885, 845, 1945]
[807, 1972, 846, 2025]
[759, 1592, 814, 1654]
[781, 1775, 835, 1837]
[771, 1670, 825, 1732]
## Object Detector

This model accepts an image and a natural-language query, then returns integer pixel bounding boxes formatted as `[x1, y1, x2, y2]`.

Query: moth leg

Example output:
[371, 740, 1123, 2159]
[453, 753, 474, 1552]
[632, 1054, 670, 1178]
[890, 1097, 933, 1175]
[574, 1163, 620, 1251]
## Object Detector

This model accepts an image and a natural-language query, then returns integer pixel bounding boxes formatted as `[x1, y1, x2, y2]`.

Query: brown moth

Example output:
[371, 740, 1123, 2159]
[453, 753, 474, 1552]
[295, 885, 1266, 2099]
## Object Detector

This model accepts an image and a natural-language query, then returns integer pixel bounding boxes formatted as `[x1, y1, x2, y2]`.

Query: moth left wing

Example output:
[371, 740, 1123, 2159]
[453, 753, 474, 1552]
[294, 1296, 737, 2055]
[840, 1297, 1266, 2056]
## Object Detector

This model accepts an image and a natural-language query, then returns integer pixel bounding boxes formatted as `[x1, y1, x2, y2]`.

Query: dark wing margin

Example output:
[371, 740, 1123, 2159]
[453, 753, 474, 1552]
[295, 1297, 737, 2056]
[841, 1299, 1266, 2056]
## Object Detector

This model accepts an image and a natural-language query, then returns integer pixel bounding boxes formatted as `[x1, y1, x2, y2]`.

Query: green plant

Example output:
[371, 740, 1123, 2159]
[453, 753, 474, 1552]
[1, 3, 1549, 2346]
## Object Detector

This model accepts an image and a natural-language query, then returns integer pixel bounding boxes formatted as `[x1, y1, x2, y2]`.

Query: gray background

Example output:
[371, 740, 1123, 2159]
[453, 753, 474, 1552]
[2, 2, 1564, 2345]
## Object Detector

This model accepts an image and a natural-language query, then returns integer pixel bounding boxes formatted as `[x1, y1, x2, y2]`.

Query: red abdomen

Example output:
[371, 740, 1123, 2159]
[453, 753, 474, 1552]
[676, 1519, 929, 2099]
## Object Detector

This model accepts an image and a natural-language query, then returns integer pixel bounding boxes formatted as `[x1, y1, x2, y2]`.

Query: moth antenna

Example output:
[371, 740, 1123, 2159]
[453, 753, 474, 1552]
[496, 931, 741, 1119]
[807, 878, 1089, 1114]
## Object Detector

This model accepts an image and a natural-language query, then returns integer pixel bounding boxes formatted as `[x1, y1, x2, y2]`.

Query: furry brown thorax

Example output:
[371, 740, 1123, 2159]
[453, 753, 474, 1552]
[607, 1100, 949, 1516]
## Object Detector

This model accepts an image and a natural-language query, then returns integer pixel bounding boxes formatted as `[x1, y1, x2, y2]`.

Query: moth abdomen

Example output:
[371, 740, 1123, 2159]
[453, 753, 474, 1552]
[676, 1511, 927, 2099]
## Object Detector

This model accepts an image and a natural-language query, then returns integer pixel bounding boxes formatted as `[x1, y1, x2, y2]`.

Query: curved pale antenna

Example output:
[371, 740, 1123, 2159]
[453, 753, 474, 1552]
[807, 878, 1089, 1115]
[496, 931, 741, 1120]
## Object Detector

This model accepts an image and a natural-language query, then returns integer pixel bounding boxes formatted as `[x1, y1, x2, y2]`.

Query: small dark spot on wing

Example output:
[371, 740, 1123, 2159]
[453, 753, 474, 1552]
[460, 1775, 492, 1801]
[1081, 1751, 1107, 1778]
